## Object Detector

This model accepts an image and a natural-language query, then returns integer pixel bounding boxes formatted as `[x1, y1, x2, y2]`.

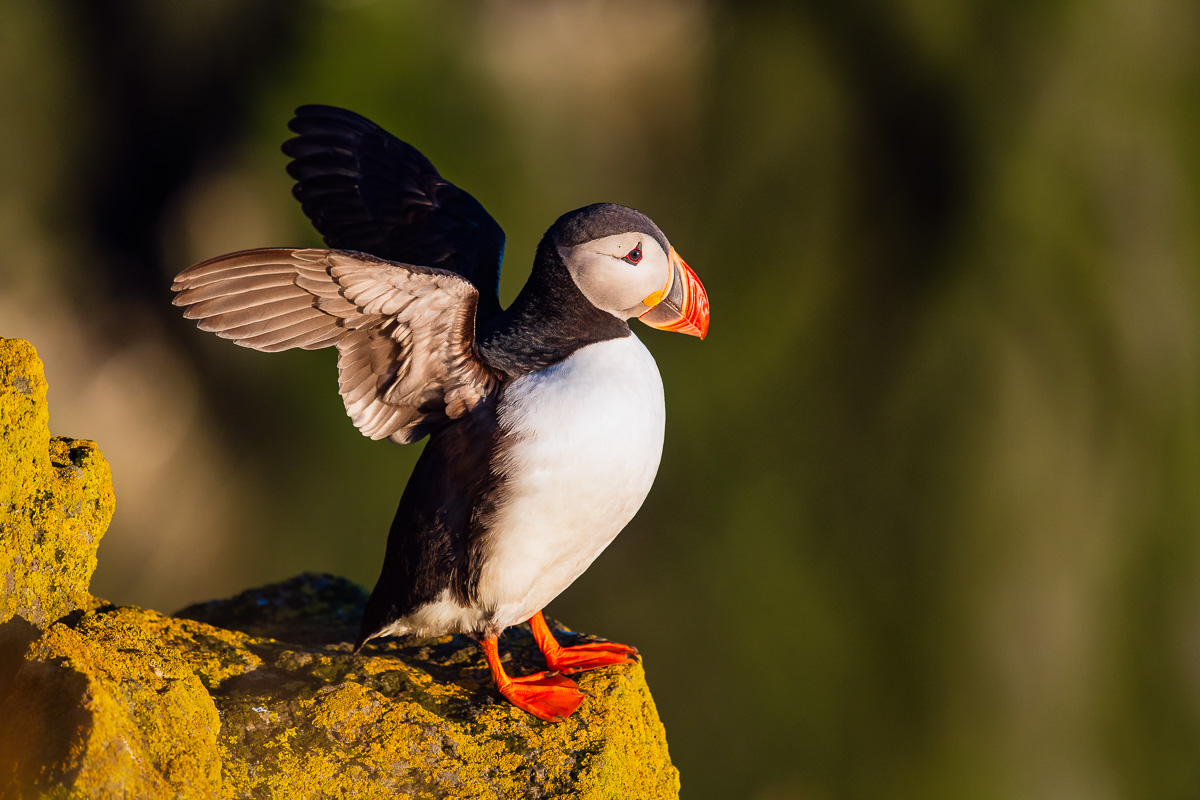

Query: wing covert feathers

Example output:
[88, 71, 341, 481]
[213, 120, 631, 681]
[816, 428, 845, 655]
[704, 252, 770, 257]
[173, 248, 497, 443]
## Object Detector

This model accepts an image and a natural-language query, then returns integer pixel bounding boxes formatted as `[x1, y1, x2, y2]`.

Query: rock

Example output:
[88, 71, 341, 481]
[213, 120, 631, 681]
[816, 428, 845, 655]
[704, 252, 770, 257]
[0, 338, 680, 799]
[0, 606, 224, 798]
[0, 338, 115, 628]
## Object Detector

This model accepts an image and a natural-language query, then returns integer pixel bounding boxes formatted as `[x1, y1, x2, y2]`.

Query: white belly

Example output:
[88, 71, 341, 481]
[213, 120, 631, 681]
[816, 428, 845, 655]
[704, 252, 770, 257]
[476, 334, 665, 632]
[392, 335, 666, 639]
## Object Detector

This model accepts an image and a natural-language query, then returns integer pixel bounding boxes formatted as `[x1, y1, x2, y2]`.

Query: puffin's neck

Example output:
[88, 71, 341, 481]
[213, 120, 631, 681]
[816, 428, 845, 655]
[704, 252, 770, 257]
[479, 238, 630, 378]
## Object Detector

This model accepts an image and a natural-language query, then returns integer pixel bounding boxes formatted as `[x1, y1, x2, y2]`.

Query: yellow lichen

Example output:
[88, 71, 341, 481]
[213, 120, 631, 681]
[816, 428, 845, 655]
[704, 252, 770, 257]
[1, 338, 115, 628]
[0, 607, 222, 798]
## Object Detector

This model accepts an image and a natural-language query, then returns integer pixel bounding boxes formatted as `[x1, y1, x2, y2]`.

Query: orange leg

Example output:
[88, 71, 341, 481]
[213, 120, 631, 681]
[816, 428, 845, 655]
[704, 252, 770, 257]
[479, 636, 586, 722]
[529, 611, 639, 675]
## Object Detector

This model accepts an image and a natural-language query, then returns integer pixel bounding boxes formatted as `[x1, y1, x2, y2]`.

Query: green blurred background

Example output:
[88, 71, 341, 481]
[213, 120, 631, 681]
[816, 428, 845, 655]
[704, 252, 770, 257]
[4, 0, 1200, 797]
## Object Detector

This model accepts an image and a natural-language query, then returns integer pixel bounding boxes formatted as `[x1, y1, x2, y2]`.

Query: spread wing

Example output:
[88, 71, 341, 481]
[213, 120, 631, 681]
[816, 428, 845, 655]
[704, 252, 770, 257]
[172, 248, 499, 444]
[282, 104, 506, 323]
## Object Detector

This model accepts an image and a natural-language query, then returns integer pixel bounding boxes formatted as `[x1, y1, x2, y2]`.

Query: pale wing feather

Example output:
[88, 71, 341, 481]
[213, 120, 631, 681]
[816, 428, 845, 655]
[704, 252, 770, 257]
[172, 247, 497, 443]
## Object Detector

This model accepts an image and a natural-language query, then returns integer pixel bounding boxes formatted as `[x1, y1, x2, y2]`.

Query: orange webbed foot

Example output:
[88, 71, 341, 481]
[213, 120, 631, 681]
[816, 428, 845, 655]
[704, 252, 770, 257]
[529, 611, 639, 675]
[479, 637, 587, 722]
[499, 670, 587, 721]
[543, 640, 639, 674]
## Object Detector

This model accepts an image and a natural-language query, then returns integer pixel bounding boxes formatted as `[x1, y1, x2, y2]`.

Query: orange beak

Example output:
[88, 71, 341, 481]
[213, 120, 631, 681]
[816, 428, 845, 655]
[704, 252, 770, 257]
[638, 248, 710, 340]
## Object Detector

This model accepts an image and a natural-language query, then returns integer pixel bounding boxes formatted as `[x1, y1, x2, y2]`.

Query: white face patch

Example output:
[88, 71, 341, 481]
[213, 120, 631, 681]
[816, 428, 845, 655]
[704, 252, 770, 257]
[562, 234, 671, 319]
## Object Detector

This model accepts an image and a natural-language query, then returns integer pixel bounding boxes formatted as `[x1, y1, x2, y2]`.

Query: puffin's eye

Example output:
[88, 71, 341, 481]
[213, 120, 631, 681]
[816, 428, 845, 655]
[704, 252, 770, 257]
[621, 245, 642, 265]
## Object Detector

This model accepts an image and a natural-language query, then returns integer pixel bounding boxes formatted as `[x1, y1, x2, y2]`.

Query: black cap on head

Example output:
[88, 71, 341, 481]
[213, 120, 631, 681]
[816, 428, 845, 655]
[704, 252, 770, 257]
[550, 203, 671, 255]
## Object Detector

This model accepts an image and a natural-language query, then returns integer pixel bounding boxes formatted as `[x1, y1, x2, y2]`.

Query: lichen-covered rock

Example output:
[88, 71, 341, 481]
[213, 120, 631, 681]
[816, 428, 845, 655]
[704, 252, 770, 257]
[186, 575, 678, 798]
[0, 607, 223, 797]
[2, 580, 678, 799]
[0, 339, 680, 799]
[1, 337, 115, 628]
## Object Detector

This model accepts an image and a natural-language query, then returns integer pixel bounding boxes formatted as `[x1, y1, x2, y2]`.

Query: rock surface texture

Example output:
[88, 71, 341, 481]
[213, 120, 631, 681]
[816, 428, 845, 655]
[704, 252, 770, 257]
[0, 338, 680, 799]
[0, 338, 113, 629]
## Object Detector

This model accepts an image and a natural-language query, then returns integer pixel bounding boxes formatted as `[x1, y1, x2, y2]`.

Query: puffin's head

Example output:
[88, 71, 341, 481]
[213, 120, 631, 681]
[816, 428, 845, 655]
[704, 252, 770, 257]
[550, 203, 709, 339]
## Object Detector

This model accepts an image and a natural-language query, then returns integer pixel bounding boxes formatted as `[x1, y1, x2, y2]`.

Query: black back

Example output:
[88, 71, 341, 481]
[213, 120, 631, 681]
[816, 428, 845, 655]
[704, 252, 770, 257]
[283, 105, 507, 322]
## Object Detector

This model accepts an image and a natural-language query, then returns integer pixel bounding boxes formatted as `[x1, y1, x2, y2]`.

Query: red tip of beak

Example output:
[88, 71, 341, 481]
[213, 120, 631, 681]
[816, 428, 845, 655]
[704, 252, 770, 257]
[639, 250, 710, 339]
[678, 257, 709, 340]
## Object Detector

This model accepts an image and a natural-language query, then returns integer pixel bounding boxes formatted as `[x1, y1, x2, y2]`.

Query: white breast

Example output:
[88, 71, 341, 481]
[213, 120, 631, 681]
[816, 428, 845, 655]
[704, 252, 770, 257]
[475, 334, 665, 633]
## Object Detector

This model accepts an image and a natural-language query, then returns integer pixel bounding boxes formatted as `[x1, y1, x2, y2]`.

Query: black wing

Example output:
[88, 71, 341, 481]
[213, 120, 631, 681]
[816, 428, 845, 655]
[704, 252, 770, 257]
[282, 104, 506, 323]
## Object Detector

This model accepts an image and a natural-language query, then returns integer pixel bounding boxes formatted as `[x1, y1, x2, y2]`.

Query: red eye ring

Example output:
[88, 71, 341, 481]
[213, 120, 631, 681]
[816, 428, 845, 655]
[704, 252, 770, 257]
[621, 245, 642, 265]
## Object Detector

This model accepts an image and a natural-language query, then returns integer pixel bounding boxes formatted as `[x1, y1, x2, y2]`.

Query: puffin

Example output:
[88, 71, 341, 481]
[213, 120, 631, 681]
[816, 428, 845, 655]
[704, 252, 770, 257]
[172, 105, 709, 721]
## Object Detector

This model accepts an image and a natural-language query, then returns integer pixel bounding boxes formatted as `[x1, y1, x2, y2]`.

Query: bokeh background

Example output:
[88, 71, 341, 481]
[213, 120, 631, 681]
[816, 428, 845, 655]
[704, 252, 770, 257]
[4, 0, 1200, 797]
